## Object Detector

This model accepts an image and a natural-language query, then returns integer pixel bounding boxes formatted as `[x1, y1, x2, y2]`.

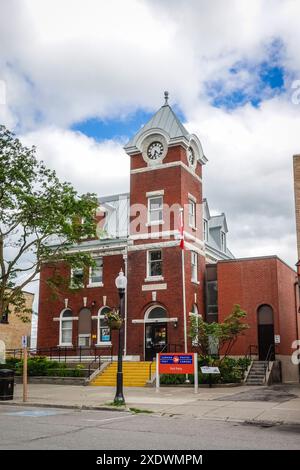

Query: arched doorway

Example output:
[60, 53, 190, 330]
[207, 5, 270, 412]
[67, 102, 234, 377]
[144, 305, 168, 361]
[257, 304, 275, 360]
[78, 308, 92, 347]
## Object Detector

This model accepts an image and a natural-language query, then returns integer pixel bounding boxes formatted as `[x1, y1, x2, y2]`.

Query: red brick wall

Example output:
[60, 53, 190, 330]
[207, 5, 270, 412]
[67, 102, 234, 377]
[217, 257, 297, 357]
[37, 255, 124, 351]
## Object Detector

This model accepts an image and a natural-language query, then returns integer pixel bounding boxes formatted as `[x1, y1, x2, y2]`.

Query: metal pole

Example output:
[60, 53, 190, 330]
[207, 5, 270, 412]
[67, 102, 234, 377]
[23, 346, 28, 402]
[114, 289, 125, 404]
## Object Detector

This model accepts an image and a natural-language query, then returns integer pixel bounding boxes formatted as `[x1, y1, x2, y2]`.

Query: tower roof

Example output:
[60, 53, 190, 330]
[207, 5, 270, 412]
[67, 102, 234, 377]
[124, 92, 207, 164]
[124, 103, 190, 150]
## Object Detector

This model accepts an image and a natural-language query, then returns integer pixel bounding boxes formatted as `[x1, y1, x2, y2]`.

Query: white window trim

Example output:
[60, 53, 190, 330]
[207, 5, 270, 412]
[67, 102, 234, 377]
[188, 199, 196, 230]
[87, 258, 104, 288]
[97, 306, 112, 346]
[221, 231, 226, 252]
[147, 249, 163, 279]
[203, 219, 208, 242]
[70, 267, 84, 289]
[146, 189, 165, 197]
[191, 251, 198, 283]
[147, 195, 163, 225]
[59, 309, 73, 347]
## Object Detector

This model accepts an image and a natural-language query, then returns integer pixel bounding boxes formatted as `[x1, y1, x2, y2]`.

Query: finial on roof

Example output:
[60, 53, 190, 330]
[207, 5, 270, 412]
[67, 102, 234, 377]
[164, 90, 169, 105]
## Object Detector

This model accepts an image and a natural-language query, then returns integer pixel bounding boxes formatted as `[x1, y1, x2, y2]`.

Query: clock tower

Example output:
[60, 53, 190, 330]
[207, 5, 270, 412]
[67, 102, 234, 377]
[124, 92, 208, 360]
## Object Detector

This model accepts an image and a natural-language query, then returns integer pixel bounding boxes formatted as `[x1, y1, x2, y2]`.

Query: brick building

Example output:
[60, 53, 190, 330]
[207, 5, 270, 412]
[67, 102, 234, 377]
[37, 94, 299, 382]
[0, 291, 34, 360]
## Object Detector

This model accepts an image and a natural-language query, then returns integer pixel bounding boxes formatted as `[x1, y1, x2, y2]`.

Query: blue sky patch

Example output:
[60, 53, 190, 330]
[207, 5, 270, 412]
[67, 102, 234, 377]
[206, 38, 286, 110]
[71, 105, 186, 142]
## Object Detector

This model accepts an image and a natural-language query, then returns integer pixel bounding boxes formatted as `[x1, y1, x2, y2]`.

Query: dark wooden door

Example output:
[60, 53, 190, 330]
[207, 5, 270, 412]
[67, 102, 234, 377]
[258, 324, 275, 360]
[145, 323, 167, 361]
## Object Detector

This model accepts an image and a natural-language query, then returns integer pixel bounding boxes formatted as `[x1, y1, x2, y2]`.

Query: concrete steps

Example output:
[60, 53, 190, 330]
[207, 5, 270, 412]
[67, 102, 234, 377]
[90, 361, 152, 387]
[245, 361, 266, 385]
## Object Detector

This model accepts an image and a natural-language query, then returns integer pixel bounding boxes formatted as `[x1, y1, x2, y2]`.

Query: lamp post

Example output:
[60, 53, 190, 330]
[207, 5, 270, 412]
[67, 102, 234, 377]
[114, 268, 127, 404]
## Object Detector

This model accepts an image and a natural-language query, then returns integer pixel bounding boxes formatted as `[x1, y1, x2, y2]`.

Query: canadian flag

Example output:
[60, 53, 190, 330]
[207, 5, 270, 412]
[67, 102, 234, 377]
[179, 208, 184, 250]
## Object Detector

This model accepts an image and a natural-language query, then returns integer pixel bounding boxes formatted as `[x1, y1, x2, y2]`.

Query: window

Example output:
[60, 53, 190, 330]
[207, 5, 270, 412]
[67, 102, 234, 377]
[70, 267, 84, 288]
[89, 258, 103, 286]
[60, 309, 73, 346]
[190, 304, 200, 347]
[221, 231, 226, 252]
[203, 219, 208, 242]
[148, 196, 163, 224]
[97, 307, 111, 344]
[207, 280, 218, 322]
[0, 308, 8, 324]
[188, 199, 196, 228]
[191, 251, 198, 282]
[147, 250, 162, 278]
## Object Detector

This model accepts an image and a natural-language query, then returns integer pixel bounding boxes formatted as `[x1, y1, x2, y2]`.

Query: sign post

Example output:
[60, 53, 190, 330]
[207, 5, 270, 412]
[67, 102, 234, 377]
[156, 353, 198, 394]
[200, 366, 220, 388]
[21, 335, 28, 402]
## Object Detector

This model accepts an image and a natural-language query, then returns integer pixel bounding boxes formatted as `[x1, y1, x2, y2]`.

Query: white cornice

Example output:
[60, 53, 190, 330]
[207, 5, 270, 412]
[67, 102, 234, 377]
[131, 160, 202, 183]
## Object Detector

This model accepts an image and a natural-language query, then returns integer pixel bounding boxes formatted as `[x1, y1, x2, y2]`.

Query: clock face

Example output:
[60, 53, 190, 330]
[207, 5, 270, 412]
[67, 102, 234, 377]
[187, 147, 195, 166]
[147, 141, 164, 160]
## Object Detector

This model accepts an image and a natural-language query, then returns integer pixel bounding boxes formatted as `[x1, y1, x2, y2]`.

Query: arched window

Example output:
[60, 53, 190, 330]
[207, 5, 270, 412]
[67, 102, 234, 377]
[258, 304, 274, 325]
[145, 305, 168, 320]
[59, 309, 73, 346]
[97, 307, 112, 344]
[78, 308, 92, 347]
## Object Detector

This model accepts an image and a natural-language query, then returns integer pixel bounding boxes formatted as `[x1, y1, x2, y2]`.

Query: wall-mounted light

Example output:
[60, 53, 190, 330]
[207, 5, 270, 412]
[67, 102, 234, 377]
[174, 320, 178, 328]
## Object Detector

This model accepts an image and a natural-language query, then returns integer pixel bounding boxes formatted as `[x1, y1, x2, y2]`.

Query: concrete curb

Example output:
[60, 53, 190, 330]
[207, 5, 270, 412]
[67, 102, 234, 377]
[0, 400, 129, 413]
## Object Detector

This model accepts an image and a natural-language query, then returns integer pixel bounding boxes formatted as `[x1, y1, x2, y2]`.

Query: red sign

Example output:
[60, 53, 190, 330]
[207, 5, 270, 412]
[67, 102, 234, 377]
[158, 353, 194, 374]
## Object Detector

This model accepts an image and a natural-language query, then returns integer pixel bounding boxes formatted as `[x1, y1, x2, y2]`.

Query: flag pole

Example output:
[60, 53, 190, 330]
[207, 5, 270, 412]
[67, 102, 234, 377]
[180, 208, 188, 355]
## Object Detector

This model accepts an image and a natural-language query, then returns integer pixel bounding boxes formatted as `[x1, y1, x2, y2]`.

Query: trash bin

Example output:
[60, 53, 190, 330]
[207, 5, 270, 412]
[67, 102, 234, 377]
[0, 369, 14, 400]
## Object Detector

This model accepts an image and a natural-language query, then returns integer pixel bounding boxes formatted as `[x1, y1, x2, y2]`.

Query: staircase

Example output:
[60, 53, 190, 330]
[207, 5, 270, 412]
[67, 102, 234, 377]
[245, 361, 266, 385]
[90, 361, 152, 387]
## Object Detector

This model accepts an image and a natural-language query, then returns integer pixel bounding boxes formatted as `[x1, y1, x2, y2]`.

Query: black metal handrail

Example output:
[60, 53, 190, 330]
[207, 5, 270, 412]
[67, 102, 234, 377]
[87, 355, 102, 380]
[263, 344, 275, 382]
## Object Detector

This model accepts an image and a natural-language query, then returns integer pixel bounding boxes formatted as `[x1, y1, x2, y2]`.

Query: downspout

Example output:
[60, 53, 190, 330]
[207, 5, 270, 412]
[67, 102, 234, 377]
[124, 251, 128, 358]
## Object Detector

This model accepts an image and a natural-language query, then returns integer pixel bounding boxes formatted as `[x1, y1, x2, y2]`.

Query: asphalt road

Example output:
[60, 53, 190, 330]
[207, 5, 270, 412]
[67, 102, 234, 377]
[0, 404, 299, 450]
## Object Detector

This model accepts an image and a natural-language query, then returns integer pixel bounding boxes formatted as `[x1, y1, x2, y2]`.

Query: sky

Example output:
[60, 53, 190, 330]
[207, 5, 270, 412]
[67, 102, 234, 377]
[1, 0, 300, 301]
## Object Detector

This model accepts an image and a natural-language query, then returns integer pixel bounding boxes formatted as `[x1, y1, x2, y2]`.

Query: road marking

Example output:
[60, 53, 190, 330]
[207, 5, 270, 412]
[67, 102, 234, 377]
[83, 415, 135, 423]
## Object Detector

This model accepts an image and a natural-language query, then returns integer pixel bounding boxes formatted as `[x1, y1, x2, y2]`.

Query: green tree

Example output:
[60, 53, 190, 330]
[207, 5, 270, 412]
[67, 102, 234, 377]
[0, 125, 99, 321]
[189, 304, 249, 360]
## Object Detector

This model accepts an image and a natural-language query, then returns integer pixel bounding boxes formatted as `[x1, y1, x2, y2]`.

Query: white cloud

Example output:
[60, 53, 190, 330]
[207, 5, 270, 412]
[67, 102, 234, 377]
[1, 0, 300, 269]
[21, 127, 129, 196]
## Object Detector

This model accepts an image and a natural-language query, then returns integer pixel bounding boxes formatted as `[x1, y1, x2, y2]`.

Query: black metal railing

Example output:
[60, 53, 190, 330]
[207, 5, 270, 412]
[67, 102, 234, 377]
[6, 345, 113, 363]
[263, 344, 275, 383]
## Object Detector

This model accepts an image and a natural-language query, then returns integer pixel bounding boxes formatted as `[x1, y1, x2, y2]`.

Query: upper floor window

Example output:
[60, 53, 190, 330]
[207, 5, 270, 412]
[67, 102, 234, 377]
[191, 251, 198, 283]
[188, 199, 196, 228]
[70, 267, 84, 289]
[0, 308, 9, 324]
[59, 309, 73, 346]
[203, 219, 208, 242]
[147, 250, 163, 278]
[148, 196, 163, 224]
[89, 258, 103, 286]
[221, 231, 226, 252]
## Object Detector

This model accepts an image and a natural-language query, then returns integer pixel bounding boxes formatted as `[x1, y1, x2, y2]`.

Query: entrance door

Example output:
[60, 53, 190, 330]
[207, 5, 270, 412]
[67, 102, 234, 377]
[257, 305, 275, 361]
[145, 323, 167, 361]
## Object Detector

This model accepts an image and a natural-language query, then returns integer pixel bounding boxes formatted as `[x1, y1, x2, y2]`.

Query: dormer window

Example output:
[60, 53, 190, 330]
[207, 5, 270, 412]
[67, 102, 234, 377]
[203, 219, 208, 242]
[221, 231, 226, 252]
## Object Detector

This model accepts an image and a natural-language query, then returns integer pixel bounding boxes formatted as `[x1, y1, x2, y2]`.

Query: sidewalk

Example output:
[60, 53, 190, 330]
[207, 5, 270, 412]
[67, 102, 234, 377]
[3, 383, 300, 425]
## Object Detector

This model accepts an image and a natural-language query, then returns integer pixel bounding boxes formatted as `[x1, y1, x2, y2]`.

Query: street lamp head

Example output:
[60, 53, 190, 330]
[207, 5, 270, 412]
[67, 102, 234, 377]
[115, 268, 127, 291]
